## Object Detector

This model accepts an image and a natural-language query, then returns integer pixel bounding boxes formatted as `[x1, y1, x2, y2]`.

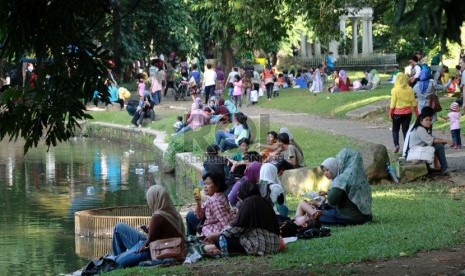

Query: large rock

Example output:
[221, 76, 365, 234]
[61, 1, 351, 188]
[399, 162, 428, 183]
[359, 144, 390, 183]
[281, 167, 331, 196]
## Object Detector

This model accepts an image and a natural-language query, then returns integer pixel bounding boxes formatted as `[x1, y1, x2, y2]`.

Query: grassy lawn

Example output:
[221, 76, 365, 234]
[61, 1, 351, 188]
[255, 85, 392, 117]
[84, 77, 465, 275]
[104, 183, 465, 275]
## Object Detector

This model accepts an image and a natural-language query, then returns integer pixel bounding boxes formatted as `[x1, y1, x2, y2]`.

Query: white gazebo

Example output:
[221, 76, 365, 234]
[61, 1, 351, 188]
[300, 7, 374, 59]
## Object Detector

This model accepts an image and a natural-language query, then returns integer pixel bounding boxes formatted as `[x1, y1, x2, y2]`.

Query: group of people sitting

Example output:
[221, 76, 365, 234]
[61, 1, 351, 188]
[327, 68, 381, 93]
[173, 96, 238, 135]
[99, 139, 373, 271]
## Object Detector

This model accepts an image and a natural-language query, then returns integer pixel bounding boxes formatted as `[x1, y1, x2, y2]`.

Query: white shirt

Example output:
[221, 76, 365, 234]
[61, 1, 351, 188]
[228, 71, 238, 83]
[204, 69, 217, 86]
[413, 64, 421, 79]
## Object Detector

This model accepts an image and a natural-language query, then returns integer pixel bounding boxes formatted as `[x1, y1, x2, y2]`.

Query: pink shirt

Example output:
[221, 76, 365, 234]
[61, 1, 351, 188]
[448, 111, 461, 130]
[200, 193, 232, 236]
[187, 109, 206, 129]
[151, 72, 163, 92]
[233, 80, 243, 96]
[138, 82, 145, 97]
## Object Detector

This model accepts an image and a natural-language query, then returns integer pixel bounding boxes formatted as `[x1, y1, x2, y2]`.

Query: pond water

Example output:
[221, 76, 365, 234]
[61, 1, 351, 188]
[0, 138, 183, 276]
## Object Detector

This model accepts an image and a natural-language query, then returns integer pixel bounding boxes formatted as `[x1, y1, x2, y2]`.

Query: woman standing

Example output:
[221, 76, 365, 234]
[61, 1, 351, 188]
[389, 72, 418, 153]
[110, 185, 185, 268]
[262, 65, 274, 100]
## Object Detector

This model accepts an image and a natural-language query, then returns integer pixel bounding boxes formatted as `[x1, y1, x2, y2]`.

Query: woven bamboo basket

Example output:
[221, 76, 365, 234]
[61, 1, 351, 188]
[75, 205, 152, 238]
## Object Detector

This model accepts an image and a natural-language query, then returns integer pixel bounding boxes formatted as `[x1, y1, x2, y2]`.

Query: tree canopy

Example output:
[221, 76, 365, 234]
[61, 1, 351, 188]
[1, 0, 465, 152]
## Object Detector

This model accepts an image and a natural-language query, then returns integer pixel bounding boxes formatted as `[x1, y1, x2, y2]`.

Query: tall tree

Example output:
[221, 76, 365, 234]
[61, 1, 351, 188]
[191, 0, 295, 72]
[0, 0, 112, 152]
[394, 0, 465, 53]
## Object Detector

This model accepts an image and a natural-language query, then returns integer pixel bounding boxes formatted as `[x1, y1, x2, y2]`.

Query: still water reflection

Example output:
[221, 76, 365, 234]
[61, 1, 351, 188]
[0, 138, 180, 276]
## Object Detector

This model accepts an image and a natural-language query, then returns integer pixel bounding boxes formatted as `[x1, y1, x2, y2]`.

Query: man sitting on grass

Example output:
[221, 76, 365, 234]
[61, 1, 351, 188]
[273, 133, 305, 173]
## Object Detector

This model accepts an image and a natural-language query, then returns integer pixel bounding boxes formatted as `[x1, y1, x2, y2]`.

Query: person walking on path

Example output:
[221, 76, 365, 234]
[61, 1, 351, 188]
[390, 72, 418, 153]
[204, 64, 217, 104]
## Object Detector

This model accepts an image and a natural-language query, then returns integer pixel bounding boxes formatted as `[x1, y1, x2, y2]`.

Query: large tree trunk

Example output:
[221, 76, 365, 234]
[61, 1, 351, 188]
[112, 0, 122, 82]
[220, 34, 234, 78]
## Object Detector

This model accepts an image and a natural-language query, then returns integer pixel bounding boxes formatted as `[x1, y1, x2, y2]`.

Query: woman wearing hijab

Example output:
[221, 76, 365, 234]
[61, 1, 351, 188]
[111, 185, 185, 268]
[370, 69, 380, 89]
[177, 102, 209, 135]
[309, 64, 323, 93]
[203, 181, 280, 256]
[228, 161, 262, 206]
[390, 73, 418, 153]
[295, 148, 372, 226]
[258, 163, 288, 216]
[215, 98, 230, 124]
[413, 68, 435, 116]
[337, 70, 350, 92]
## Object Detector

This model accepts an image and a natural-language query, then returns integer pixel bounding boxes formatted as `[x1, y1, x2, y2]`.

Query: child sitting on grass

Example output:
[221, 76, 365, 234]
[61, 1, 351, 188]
[173, 116, 184, 132]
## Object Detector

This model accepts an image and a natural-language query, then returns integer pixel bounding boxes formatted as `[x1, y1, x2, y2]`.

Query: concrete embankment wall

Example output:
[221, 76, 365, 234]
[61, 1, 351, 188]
[80, 122, 204, 196]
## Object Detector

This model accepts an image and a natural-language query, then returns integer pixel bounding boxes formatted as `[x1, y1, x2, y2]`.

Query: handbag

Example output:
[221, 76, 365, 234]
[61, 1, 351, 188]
[149, 237, 187, 261]
[406, 146, 435, 164]
[427, 94, 442, 112]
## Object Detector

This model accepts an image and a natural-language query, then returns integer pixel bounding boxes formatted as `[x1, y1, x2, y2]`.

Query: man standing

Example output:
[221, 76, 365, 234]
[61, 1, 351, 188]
[408, 56, 421, 87]
[203, 64, 216, 104]
[460, 58, 465, 109]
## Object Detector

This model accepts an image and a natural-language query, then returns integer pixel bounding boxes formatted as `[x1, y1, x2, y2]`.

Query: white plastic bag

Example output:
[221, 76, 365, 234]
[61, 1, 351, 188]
[250, 90, 258, 102]
[258, 88, 264, 97]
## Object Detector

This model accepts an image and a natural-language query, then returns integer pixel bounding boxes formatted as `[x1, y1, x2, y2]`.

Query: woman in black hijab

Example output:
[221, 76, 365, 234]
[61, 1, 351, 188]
[203, 181, 280, 256]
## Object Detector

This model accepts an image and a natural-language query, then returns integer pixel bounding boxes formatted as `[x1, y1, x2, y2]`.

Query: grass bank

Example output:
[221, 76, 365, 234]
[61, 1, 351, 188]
[84, 82, 465, 275]
[104, 183, 465, 275]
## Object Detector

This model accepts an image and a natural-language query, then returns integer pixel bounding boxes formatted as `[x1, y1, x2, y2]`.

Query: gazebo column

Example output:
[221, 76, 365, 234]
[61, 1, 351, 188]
[368, 17, 373, 53]
[300, 33, 307, 57]
[362, 17, 369, 55]
[314, 41, 321, 57]
[306, 42, 313, 57]
[351, 18, 358, 55]
[340, 18, 346, 55]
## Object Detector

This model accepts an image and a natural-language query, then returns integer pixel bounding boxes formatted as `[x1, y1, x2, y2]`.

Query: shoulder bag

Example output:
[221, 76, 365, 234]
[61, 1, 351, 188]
[149, 237, 187, 261]
[427, 93, 442, 112]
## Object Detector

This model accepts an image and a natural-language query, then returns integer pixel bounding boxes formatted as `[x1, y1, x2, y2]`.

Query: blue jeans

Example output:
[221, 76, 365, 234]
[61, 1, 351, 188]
[215, 130, 237, 152]
[151, 91, 161, 105]
[320, 207, 372, 226]
[451, 129, 462, 146]
[177, 125, 192, 135]
[186, 211, 202, 236]
[233, 95, 242, 108]
[112, 223, 150, 268]
[433, 143, 448, 172]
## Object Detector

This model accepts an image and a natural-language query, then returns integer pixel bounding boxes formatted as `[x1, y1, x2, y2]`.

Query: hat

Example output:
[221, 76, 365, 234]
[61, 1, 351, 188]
[450, 102, 460, 112]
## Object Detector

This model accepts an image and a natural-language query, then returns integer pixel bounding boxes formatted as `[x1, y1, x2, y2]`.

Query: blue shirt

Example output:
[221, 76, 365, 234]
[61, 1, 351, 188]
[189, 71, 201, 85]
[294, 76, 308, 88]
[327, 55, 334, 69]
